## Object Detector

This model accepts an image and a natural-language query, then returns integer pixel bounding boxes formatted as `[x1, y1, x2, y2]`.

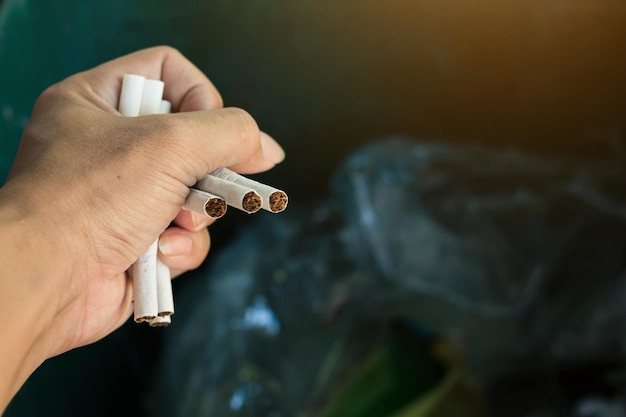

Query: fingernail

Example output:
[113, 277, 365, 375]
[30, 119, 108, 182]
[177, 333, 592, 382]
[159, 233, 193, 256]
[261, 132, 285, 164]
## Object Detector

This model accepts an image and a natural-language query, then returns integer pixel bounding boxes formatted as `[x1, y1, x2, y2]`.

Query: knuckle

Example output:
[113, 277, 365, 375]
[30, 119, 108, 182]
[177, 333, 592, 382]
[150, 116, 196, 157]
[149, 114, 189, 140]
[123, 116, 190, 162]
[153, 45, 186, 64]
[36, 84, 58, 103]
[153, 45, 182, 57]
[34, 83, 68, 110]
[28, 83, 77, 136]
[224, 107, 260, 150]
[210, 89, 224, 109]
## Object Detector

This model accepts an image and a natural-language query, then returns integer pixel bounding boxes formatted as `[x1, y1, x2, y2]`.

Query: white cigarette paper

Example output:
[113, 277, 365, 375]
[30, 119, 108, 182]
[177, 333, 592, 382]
[120, 73, 175, 325]
[118, 74, 145, 117]
[118, 73, 288, 327]
[140, 77, 175, 322]
[132, 240, 159, 322]
[136, 77, 175, 320]
[140, 79, 165, 116]
[148, 315, 171, 327]
[195, 174, 262, 214]
[159, 99, 172, 114]
[156, 257, 174, 316]
[183, 188, 227, 219]
[210, 168, 288, 213]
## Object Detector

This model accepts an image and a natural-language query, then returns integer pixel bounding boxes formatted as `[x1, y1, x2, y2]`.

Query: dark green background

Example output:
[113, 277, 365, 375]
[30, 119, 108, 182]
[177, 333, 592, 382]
[1, 1, 625, 416]
[2, 1, 626, 193]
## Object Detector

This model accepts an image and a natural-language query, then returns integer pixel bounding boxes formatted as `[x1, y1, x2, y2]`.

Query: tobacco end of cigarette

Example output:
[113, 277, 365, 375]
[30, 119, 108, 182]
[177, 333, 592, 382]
[149, 320, 170, 328]
[158, 311, 174, 317]
[135, 315, 156, 323]
[269, 191, 288, 213]
[148, 315, 172, 327]
[206, 198, 227, 219]
[242, 191, 262, 213]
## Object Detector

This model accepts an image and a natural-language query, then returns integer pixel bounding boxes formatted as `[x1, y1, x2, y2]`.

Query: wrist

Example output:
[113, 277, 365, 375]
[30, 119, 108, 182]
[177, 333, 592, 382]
[0, 187, 75, 410]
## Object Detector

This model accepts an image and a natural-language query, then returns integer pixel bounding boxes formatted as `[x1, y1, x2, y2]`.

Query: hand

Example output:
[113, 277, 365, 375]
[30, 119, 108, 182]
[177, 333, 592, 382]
[0, 46, 284, 403]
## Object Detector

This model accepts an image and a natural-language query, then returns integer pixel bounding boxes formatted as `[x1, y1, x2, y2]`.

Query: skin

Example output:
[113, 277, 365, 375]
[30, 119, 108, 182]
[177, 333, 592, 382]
[0, 46, 285, 413]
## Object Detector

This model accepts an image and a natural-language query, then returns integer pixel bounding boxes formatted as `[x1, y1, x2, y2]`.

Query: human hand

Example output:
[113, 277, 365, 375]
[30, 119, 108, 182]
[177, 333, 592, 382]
[0, 46, 284, 361]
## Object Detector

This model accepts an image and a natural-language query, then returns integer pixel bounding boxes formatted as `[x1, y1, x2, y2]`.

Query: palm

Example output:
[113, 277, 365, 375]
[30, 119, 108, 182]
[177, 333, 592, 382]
[52, 271, 133, 355]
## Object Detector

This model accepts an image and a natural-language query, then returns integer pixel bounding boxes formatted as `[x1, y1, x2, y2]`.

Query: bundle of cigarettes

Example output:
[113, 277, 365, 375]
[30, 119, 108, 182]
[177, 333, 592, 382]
[118, 74, 288, 327]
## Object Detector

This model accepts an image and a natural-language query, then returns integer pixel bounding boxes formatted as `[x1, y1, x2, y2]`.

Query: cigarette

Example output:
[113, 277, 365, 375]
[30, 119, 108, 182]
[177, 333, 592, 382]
[159, 100, 172, 114]
[183, 188, 227, 219]
[143, 78, 176, 321]
[210, 168, 288, 213]
[153, 94, 174, 316]
[118, 74, 145, 117]
[195, 174, 262, 214]
[148, 315, 171, 327]
[117, 73, 289, 328]
[120, 73, 176, 325]
[156, 257, 174, 316]
[139, 79, 165, 116]
[132, 240, 158, 322]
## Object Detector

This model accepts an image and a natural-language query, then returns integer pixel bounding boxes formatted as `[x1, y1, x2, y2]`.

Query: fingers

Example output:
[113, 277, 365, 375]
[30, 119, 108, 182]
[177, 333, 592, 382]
[228, 131, 286, 174]
[158, 226, 210, 277]
[155, 107, 284, 182]
[71, 46, 285, 180]
[81, 46, 223, 112]
[173, 209, 216, 232]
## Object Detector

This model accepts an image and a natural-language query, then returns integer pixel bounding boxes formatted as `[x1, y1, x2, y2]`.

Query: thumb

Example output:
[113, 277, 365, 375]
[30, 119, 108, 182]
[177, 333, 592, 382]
[147, 107, 284, 185]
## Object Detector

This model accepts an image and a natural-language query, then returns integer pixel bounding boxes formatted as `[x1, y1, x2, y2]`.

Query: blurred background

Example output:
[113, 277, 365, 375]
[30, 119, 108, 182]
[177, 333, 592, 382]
[1, 1, 625, 416]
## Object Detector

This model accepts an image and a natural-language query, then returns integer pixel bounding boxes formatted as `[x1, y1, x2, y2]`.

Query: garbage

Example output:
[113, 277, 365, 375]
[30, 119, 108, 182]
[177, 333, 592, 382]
[151, 138, 626, 416]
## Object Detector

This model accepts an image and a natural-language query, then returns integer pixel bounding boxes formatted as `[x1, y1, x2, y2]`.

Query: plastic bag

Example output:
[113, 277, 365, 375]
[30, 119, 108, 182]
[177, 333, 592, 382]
[152, 138, 626, 416]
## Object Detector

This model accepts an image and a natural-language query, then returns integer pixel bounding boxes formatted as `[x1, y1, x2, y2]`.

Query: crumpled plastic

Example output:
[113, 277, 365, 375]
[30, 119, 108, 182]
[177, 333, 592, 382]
[151, 138, 626, 417]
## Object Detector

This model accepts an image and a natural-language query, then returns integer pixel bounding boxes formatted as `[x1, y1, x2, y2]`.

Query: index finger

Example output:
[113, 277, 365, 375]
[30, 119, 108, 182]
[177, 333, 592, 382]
[79, 46, 223, 112]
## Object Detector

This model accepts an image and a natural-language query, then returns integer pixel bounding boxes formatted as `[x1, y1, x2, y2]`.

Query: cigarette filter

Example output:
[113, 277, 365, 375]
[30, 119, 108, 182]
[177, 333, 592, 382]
[118, 74, 145, 117]
[159, 100, 172, 114]
[139, 79, 165, 116]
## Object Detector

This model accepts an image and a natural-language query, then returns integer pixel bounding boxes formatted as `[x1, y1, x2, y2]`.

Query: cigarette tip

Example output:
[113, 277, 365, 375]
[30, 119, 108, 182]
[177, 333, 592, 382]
[149, 315, 172, 327]
[242, 191, 263, 214]
[206, 198, 227, 219]
[134, 315, 156, 324]
[269, 191, 288, 213]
